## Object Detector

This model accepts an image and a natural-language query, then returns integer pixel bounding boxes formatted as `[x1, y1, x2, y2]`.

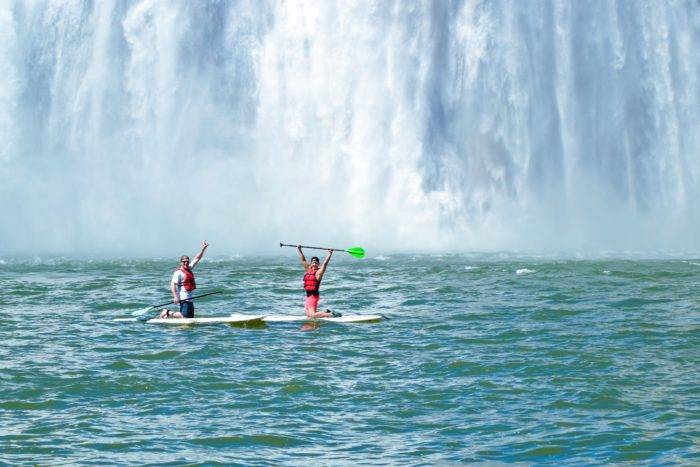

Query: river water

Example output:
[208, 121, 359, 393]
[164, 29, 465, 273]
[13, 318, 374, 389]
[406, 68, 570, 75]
[1, 255, 698, 464]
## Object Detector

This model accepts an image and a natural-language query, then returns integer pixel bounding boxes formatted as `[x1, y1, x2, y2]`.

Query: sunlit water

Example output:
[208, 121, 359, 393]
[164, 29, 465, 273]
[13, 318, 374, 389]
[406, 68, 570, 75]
[1, 255, 698, 464]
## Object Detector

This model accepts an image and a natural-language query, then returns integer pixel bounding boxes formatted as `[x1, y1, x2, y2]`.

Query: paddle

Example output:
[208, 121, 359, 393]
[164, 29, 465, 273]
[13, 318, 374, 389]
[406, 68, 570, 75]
[130, 291, 223, 316]
[279, 243, 365, 259]
[310, 311, 391, 321]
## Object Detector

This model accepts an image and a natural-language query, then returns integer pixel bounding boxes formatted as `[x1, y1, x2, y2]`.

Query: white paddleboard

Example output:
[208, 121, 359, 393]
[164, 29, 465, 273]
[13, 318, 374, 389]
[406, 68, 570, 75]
[240, 314, 383, 323]
[114, 314, 266, 325]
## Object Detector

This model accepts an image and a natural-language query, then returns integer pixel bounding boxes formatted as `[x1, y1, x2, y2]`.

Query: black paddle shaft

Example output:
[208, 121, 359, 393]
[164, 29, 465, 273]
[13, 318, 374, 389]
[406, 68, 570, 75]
[280, 243, 346, 252]
[150, 291, 222, 308]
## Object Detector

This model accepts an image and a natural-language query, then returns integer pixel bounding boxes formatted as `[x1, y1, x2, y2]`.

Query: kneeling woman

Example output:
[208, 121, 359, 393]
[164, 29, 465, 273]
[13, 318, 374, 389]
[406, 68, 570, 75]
[160, 241, 208, 318]
[297, 245, 341, 318]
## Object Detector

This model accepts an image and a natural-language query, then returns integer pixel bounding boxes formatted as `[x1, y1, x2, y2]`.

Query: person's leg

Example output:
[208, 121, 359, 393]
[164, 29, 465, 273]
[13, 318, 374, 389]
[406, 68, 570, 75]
[311, 309, 333, 318]
[305, 295, 319, 318]
[305, 301, 315, 319]
[307, 295, 332, 318]
[159, 308, 184, 319]
[180, 301, 195, 318]
[306, 305, 316, 318]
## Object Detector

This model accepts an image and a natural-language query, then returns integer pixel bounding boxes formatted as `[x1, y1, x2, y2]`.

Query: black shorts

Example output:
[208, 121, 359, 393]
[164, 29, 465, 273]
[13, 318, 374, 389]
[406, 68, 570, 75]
[179, 300, 195, 318]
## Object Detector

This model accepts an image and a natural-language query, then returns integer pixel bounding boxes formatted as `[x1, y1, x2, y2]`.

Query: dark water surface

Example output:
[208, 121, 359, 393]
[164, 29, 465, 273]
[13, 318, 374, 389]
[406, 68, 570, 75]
[1, 255, 698, 465]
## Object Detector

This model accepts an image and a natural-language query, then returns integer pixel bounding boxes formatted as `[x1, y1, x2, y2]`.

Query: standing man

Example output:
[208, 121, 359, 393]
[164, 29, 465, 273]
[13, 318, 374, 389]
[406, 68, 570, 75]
[297, 245, 341, 318]
[160, 241, 209, 319]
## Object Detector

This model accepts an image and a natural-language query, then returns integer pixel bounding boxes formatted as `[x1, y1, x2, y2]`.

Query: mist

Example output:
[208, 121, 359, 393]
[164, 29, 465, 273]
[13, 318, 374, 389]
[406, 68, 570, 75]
[2, 1, 698, 257]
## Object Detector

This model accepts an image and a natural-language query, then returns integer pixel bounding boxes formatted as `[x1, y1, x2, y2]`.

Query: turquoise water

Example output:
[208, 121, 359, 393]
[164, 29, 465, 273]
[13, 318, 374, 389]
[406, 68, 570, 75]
[1, 255, 698, 464]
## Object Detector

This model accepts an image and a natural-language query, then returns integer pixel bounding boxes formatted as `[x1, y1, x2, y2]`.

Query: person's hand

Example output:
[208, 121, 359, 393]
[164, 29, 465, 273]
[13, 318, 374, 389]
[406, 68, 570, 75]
[202, 240, 209, 249]
[174, 297, 180, 305]
[328, 249, 333, 255]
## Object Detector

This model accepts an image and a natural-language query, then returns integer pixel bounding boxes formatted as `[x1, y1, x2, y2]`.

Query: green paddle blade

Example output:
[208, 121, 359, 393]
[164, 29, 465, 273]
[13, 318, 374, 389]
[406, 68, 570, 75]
[346, 247, 365, 259]
[131, 305, 155, 317]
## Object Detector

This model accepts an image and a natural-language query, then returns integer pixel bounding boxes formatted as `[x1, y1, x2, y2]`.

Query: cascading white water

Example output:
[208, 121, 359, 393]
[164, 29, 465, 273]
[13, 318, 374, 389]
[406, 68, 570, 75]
[1, 0, 699, 256]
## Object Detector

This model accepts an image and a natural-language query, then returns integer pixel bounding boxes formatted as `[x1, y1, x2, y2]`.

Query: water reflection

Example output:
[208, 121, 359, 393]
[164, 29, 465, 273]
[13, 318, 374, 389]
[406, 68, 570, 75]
[300, 321, 321, 332]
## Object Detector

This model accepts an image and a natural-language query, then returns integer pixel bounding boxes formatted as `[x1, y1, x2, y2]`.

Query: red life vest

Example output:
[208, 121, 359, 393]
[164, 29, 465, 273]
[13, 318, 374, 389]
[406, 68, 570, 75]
[179, 266, 196, 292]
[303, 269, 320, 294]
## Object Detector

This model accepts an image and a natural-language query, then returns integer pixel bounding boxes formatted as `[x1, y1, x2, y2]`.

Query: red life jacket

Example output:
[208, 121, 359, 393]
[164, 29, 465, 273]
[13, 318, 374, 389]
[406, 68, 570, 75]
[179, 266, 196, 292]
[303, 269, 320, 294]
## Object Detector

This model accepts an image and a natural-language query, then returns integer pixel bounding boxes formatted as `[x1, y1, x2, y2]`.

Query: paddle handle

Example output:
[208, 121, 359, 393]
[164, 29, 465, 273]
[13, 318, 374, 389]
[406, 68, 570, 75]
[150, 290, 222, 309]
[280, 243, 346, 252]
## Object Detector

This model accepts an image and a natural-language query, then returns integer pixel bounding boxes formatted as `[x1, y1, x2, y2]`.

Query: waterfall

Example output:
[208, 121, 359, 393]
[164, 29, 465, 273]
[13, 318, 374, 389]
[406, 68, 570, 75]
[2, 0, 698, 256]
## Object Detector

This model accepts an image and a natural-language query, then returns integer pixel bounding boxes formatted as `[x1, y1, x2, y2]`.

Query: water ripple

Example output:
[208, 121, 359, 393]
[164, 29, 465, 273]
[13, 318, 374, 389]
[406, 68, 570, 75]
[0, 257, 698, 464]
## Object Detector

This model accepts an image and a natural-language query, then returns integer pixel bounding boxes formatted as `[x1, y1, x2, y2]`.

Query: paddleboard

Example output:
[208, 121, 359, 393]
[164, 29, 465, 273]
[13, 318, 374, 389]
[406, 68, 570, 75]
[238, 314, 382, 323]
[114, 314, 266, 325]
